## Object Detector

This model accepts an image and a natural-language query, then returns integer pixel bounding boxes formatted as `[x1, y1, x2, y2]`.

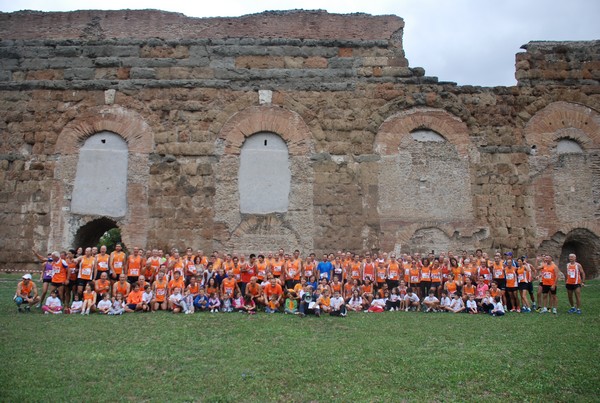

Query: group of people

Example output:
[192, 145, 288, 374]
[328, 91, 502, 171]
[14, 245, 587, 317]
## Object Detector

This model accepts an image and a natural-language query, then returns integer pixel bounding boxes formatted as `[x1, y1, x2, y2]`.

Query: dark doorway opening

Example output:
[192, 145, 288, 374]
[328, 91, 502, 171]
[559, 228, 600, 279]
[73, 218, 119, 250]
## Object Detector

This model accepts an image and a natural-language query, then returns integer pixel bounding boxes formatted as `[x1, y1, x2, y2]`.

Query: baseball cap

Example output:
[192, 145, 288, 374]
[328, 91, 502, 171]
[22, 273, 32, 280]
[505, 252, 513, 256]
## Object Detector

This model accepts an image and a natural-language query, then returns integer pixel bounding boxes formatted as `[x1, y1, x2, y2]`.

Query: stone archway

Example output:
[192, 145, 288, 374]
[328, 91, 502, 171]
[73, 217, 119, 250]
[559, 228, 600, 279]
[50, 105, 153, 251]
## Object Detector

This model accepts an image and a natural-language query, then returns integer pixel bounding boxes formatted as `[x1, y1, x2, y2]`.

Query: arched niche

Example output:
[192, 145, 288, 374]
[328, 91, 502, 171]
[73, 217, 119, 250]
[50, 105, 153, 251]
[239, 132, 291, 214]
[71, 132, 128, 217]
[215, 106, 314, 253]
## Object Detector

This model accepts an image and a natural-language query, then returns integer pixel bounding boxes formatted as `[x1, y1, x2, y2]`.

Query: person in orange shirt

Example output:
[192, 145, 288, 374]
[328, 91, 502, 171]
[125, 283, 144, 312]
[113, 274, 131, 300]
[49, 251, 69, 302]
[94, 272, 111, 302]
[109, 243, 126, 283]
[76, 247, 95, 297]
[95, 245, 110, 280]
[126, 247, 144, 284]
[221, 271, 240, 298]
[80, 283, 96, 315]
[168, 270, 186, 296]
[537, 255, 560, 314]
[565, 253, 585, 314]
[504, 263, 519, 312]
[263, 277, 283, 310]
[14, 273, 40, 312]
[152, 271, 168, 311]
[387, 255, 401, 290]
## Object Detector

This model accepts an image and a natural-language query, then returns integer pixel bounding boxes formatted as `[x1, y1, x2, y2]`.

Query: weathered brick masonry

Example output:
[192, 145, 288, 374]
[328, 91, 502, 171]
[0, 10, 599, 276]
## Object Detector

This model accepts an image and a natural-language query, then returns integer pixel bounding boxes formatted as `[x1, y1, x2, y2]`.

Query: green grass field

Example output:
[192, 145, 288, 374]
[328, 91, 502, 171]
[1, 273, 599, 402]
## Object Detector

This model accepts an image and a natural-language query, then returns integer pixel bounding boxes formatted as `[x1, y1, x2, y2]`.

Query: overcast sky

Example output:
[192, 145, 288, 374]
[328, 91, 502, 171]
[1, 0, 598, 86]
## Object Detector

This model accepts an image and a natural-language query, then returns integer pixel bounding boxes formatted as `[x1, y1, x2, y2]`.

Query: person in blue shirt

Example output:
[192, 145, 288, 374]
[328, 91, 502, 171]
[316, 253, 333, 281]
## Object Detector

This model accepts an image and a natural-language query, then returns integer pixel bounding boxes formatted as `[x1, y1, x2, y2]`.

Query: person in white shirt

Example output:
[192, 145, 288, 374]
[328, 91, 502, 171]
[97, 293, 112, 314]
[480, 291, 494, 314]
[449, 293, 465, 313]
[490, 296, 505, 316]
[439, 291, 452, 312]
[403, 287, 420, 311]
[329, 291, 347, 316]
[466, 294, 478, 314]
[69, 294, 83, 314]
[422, 290, 440, 312]
[346, 289, 363, 312]
[385, 287, 402, 311]
[141, 285, 153, 312]
[41, 289, 62, 314]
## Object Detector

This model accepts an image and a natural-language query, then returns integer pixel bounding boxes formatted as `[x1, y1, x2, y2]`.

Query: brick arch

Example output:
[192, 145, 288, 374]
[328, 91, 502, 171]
[55, 105, 153, 154]
[50, 105, 152, 253]
[525, 101, 600, 155]
[374, 108, 471, 157]
[217, 106, 312, 156]
[535, 221, 600, 248]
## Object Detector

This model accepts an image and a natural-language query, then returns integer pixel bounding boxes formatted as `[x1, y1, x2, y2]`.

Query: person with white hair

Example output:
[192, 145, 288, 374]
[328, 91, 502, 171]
[565, 253, 585, 314]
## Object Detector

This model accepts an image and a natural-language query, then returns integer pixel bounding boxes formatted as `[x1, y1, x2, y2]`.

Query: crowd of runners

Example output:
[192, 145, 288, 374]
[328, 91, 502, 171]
[14, 245, 587, 316]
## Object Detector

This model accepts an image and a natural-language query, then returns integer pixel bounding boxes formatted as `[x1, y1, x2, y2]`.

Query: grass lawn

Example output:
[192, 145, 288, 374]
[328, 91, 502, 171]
[1, 273, 599, 402]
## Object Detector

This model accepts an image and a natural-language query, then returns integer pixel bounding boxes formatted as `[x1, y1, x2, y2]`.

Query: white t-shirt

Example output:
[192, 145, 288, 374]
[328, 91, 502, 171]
[450, 298, 464, 310]
[348, 296, 363, 307]
[372, 297, 387, 307]
[440, 296, 452, 307]
[424, 296, 439, 304]
[45, 296, 62, 308]
[404, 293, 420, 303]
[493, 302, 505, 313]
[97, 299, 112, 310]
[142, 291, 153, 304]
[466, 300, 478, 310]
[169, 293, 182, 305]
[389, 294, 401, 302]
[330, 296, 345, 310]
[70, 300, 83, 310]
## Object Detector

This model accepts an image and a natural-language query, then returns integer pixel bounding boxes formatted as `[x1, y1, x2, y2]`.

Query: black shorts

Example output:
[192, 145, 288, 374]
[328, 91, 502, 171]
[494, 279, 506, 290]
[506, 287, 518, 292]
[518, 282, 529, 291]
[77, 279, 90, 287]
[565, 283, 581, 291]
[43, 278, 52, 283]
[127, 303, 137, 310]
[50, 282, 64, 288]
[127, 276, 139, 284]
[541, 285, 557, 294]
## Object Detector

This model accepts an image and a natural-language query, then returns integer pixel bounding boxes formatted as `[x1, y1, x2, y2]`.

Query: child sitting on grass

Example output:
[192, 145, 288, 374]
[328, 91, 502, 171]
[233, 290, 245, 312]
[81, 283, 96, 315]
[480, 291, 494, 314]
[422, 290, 440, 312]
[141, 284, 153, 312]
[329, 290, 347, 316]
[490, 296, 505, 316]
[207, 292, 221, 313]
[108, 293, 125, 315]
[439, 290, 452, 312]
[385, 287, 402, 311]
[284, 291, 298, 314]
[240, 294, 256, 314]
[404, 287, 420, 312]
[97, 293, 111, 314]
[466, 294, 478, 314]
[41, 289, 62, 314]
[266, 294, 280, 313]
[346, 289, 363, 312]
[69, 293, 83, 314]
[221, 293, 233, 313]
[448, 293, 465, 313]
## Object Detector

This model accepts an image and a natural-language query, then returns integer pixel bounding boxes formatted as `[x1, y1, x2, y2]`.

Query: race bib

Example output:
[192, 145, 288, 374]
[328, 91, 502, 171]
[114, 262, 123, 268]
[98, 262, 108, 269]
[82, 268, 92, 276]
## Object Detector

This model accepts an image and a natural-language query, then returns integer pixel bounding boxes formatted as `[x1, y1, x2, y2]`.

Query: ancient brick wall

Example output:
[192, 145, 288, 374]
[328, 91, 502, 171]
[0, 10, 598, 276]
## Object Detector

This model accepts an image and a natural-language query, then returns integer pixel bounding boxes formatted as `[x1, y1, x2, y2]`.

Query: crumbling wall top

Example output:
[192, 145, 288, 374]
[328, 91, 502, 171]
[0, 9, 404, 41]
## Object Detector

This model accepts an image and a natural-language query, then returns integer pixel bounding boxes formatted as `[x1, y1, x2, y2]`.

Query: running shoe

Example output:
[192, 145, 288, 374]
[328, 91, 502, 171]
[539, 307, 548, 313]
[552, 308, 557, 315]
[576, 309, 581, 315]
[567, 307, 576, 314]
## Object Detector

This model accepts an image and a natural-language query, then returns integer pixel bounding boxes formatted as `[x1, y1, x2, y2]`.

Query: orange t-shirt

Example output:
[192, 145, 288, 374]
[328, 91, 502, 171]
[154, 279, 168, 302]
[79, 256, 95, 280]
[127, 290, 143, 305]
[565, 263, 582, 285]
[168, 277, 185, 293]
[222, 277, 237, 296]
[95, 279, 111, 295]
[127, 255, 143, 277]
[110, 251, 126, 275]
[96, 254, 110, 273]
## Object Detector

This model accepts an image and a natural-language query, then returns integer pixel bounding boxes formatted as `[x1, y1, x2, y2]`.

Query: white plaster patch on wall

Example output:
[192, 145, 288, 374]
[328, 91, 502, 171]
[239, 132, 291, 214]
[70, 131, 128, 217]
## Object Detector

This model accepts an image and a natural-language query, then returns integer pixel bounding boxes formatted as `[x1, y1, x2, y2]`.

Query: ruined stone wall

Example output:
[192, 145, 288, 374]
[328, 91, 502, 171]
[0, 10, 598, 276]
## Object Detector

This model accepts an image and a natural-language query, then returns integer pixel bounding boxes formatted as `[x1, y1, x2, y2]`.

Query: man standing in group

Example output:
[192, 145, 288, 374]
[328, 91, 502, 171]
[538, 255, 560, 314]
[565, 253, 585, 314]
[109, 243, 126, 283]
[317, 253, 332, 281]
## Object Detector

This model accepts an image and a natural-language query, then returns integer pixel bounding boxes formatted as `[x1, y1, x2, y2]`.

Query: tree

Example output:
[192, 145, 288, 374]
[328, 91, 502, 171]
[98, 227, 126, 254]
